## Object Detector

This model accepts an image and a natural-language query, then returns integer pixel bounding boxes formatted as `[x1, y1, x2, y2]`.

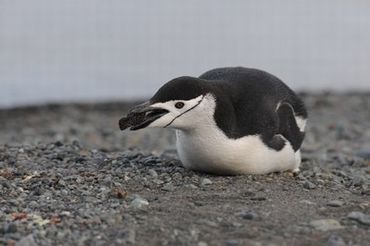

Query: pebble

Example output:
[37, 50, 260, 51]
[327, 200, 344, 207]
[250, 197, 266, 201]
[185, 184, 198, 189]
[356, 149, 370, 160]
[327, 234, 346, 246]
[162, 183, 175, 192]
[303, 180, 317, 189]
[200, 178, 213, 186]
[347, 211, 370, 225]
[309, 219, 343, 231]
[2, 223, 17, 233]
[198, 242, 208, 246]
[299, 200, 316, 206]
[130, 197, 149, 209]
[148, 169, 158, 178]
[16, 234, 37, 246]
[238, 211, 259, 220]
[225, 239, 238, 246]
[351, 176, 365, 186]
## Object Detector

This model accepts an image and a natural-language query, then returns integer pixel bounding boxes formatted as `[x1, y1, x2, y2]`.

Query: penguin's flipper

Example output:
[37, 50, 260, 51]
[276, 103, 305, 151]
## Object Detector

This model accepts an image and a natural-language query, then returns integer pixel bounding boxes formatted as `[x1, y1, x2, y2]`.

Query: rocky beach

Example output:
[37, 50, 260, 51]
[0, 93, 369, 245]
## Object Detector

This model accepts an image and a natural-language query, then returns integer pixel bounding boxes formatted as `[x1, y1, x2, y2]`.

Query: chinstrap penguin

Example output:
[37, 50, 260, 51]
[119, 67, 307, 175]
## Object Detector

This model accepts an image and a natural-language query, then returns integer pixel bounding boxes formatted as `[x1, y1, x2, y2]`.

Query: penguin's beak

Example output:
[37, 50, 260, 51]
[119, 101, 169, 131]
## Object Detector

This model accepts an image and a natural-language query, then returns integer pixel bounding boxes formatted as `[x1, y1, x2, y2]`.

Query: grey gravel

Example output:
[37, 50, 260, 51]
[0, 93, 369, 245]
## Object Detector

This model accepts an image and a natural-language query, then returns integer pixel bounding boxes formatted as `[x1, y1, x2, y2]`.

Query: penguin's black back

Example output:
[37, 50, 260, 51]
[199, 67, 307, 151]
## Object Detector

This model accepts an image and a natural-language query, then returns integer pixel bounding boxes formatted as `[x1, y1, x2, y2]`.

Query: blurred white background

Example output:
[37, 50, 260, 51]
[1, 0, 370, 107]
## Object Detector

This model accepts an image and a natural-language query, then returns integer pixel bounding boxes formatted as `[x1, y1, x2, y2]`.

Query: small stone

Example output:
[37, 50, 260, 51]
[111, 187, 128, 199]
[356, 149, 370, 160]
[232, 222, 243, 228]
[327, 200, 344, 207]
[200, 178, 212, 186]
[148, 169, 158, 178]
[299, 200, 316, 206]
[250, 197, 266, 201]
[327, 234, 346, 246]
[303, 180, 316, 189]
[309, 219, 343, 231]
[198, 219, 218, 227]
[28, 201, 38, 208]
[198, 242, 208, 246]
[351, 176, 365, 186]
[54, 141, 63, 147]
[347, 211, 370, 225]
[362, 187, 370, 196]
[60, 211, 71, 217]
[152, 179, 164, 185]
[126, 229, 136, 244]
[186, 184, 198, 189]
[16, 234, 37, 246]
[162, 183, 175, 192]
[225, 239, 238, 246]
[332, 170, 347, 178]
[238, 211, 259, 220]
[130, 197, 149, 209]
[3, 223, 17, 233]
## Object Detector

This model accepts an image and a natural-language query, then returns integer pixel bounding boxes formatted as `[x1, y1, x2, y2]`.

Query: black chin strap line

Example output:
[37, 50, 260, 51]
[164, 95, 205, 128]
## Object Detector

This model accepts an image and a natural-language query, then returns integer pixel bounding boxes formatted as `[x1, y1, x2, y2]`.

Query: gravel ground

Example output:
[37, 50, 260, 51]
[0, 93, 369, 246]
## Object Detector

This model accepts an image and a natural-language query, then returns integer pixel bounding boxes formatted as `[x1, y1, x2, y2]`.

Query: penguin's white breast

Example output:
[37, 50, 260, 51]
[176, 128, 296, 175]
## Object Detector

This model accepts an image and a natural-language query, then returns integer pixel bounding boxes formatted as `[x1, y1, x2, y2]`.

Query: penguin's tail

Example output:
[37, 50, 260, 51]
[276, 103, 305, 152]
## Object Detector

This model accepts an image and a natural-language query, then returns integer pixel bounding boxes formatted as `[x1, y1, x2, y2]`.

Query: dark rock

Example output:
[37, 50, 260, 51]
[250, 197, 266, 201]
[225, 239, 238, 246]
[239, 211, 259, 220]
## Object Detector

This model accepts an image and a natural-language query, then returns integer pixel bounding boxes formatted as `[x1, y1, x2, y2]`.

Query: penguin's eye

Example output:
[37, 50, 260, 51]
[175, 102, 185, 109]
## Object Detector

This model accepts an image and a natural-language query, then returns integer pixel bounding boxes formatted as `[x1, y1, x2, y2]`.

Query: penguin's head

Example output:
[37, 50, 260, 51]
[119, 76, 215, 131]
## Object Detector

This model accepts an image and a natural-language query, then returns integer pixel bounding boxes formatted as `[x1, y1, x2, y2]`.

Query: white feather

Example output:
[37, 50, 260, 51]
[173, 95, 299, 174]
